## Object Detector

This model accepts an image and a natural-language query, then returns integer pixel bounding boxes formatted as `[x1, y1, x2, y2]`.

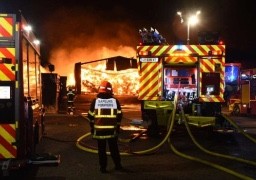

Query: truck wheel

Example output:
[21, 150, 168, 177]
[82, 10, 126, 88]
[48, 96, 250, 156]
[232, 104, 240, 116]
[142, 109, 159, 137]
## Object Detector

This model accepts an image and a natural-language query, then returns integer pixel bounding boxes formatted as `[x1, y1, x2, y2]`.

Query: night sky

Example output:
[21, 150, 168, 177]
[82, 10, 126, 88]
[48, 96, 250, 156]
[1, 0, 256, 70]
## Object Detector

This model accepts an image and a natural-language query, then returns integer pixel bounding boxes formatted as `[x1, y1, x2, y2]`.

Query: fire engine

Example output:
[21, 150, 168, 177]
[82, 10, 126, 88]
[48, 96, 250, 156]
[137, 28, 226, 135]
[0, 13, 59, 176]
[229, 68, 256, 116]
[224, 63, 241, 102]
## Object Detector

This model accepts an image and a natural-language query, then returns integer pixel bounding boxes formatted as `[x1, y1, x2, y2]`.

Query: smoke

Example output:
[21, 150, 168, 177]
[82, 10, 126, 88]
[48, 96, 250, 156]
[51, 45, 136, 76]
[42, 6, 138, 76]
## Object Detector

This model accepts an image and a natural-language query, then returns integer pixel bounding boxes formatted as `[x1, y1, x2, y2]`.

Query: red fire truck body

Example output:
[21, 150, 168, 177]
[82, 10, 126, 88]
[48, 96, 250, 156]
[0, 13, 45, 175]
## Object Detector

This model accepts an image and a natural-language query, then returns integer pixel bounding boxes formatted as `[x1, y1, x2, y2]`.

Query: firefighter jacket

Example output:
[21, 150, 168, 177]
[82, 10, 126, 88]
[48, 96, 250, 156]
[88, 93, 122, 139]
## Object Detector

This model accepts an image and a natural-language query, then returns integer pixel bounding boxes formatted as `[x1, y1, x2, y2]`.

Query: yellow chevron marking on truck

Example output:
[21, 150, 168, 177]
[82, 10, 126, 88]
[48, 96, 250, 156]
[0, 17, 13, 37]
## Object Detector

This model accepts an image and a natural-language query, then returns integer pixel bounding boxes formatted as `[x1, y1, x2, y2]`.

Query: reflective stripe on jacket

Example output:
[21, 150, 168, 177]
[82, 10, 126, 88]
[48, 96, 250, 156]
[89, 97, 122, 139]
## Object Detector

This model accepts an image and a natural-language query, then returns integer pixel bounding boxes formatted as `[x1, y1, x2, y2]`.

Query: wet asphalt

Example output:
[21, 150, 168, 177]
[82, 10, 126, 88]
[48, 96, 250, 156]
[3, 94, 256, 180]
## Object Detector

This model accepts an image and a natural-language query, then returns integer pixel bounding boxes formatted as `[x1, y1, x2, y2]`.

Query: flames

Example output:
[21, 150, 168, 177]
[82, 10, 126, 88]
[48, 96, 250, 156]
[49, 39, 138, 96]
[67, 62, 139, 95]
[42, 5, 142, 95]
[67, 73, 76, 87]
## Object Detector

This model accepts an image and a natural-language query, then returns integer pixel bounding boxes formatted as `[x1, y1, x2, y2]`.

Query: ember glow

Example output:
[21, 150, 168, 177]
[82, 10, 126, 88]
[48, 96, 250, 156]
[67, 73, 75, 87]
[80, 62, 139, 95]
[54, 46, 139, 95]
[45, 7, 139, 95]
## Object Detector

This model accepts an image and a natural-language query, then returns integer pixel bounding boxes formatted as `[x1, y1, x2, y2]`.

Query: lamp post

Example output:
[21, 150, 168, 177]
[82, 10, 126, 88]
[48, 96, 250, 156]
[177, 11, 201, 45]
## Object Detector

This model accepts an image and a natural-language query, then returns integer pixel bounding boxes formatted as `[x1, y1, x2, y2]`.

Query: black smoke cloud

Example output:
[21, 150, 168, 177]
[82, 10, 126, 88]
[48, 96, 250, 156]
[40, 6, 139, 76]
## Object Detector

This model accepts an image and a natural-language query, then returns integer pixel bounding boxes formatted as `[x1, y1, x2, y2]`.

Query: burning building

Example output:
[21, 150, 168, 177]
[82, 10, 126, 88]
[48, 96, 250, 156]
[75, 56, 139, 95]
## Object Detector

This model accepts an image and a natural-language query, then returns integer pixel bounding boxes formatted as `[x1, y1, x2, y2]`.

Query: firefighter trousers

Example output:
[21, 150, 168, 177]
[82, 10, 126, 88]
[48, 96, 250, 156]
[97, 137, 122, 170]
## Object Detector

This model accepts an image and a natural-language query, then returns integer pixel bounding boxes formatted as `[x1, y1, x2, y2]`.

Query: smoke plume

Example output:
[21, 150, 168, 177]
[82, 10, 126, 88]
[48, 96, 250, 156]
[42, 6, 138, 76]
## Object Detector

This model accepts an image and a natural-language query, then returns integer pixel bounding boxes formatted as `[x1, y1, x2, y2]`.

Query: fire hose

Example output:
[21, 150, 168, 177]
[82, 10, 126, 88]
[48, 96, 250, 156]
[76, 94, 255, 179]
[182, 111, 256, 166]
[165, 96, 255, 180]
[76, 95, 180, 155]
[221, 113, 256, 144]
[76, 116, 173, 155]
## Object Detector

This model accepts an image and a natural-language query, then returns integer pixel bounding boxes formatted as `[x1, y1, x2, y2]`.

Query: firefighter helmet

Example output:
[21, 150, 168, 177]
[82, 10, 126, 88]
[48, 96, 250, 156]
[98, 81, 113, 94]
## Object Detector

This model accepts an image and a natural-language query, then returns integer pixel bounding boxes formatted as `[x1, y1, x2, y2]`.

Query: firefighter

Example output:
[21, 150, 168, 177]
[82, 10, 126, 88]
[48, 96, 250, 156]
[88, 81, 123, 173]
[67, 87, 76, 113]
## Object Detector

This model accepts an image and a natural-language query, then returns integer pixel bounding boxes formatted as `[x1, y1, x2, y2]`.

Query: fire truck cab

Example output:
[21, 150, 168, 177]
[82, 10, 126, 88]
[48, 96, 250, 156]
[137, 34, 226, 135]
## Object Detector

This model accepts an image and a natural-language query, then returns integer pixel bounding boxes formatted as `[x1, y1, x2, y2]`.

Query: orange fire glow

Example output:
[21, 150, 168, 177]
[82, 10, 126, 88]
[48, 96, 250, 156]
[53, 46, 139, 95]
[67, 73, 75, 87]
[44, 5, 140, 95]
[80, 62, 139, 95]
